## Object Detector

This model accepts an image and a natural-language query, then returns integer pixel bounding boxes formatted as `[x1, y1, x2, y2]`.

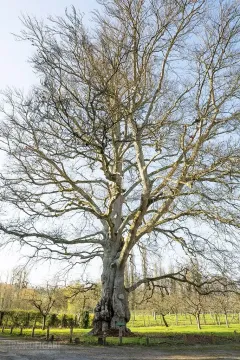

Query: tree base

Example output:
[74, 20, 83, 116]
[89, 327, 132, 337]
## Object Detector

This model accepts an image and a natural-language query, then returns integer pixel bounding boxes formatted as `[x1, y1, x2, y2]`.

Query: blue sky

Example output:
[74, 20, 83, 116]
[0, 0, 100, 285]
[0, 0, 99, 89]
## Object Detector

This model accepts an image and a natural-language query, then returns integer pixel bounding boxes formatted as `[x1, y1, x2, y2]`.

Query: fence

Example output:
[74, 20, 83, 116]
[1, 325, 240, 346]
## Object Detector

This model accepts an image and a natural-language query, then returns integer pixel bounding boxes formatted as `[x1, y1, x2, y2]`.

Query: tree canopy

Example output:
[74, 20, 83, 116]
[0, 0, 240, 333]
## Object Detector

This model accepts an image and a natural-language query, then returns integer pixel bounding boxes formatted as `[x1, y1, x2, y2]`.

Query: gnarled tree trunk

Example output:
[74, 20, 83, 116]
[92, 251, 130, 335]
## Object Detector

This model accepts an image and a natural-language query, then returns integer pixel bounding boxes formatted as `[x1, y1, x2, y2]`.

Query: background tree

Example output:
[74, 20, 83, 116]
[183, 287, 204, 330]
[0, 267, 31, 312]
[149, 282, 171, 327]
[64, 282, 100, 326]
[10, 266, 29, 290]
[0, 0, 240, 334]
[27, 285, 61, 329]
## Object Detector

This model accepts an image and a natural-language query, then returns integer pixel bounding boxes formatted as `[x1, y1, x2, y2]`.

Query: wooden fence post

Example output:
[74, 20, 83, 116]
[50, 335, 54, 343]
[69, 326, 73, 343]
[234, 330, 238, 342]
[46, 325, 50, 341]
[31, 326, 35, 338]
[212, 333, 216, 344]
[118, 327, 123, 346]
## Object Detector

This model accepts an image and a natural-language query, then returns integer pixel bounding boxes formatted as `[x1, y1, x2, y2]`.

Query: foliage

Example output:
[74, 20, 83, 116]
[1, 310, 41, 327]
[80, 311, 90, 329]
[47, 313, 59, 327]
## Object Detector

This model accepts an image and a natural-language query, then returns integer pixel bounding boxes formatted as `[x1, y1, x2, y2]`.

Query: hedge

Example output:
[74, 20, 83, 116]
[0, 310, 93, 328]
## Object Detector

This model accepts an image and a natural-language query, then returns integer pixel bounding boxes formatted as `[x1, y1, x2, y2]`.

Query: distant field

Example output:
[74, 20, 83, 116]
[128, 312, 240, 328]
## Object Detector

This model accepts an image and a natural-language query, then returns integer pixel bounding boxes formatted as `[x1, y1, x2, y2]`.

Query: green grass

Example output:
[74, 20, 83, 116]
[128, 312, 240, 328]
[131, 324, 240, 337]
[1, 312, 240, 347]
[1, 324, 240, 347]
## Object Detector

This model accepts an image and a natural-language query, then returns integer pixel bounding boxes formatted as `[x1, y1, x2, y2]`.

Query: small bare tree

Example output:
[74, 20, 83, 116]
[0, 0, 240, 334]
[28, 285, 58, 330]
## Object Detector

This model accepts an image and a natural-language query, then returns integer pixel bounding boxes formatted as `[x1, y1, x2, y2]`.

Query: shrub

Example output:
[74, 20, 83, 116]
[80, 311, 90, 329]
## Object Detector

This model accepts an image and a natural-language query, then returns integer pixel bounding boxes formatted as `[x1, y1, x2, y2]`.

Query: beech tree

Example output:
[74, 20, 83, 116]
[0, 0, 240, 334]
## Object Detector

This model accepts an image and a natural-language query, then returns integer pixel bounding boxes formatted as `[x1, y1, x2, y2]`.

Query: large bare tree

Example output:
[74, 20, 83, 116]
[0, 0, 240, 334]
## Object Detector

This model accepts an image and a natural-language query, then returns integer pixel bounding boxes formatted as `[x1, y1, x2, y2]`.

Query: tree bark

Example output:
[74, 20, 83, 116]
[92, 255, 130, 335]
[0, 311, 4, 326]
[26, 312, 30, 327]
[175, 313, 178, 326]
[195, 312, 201, 330]
[224, 311, 229, 328]
[216, 313, 221, 326]
[42, 315, 47, 330]
[161, 313, 169, 327]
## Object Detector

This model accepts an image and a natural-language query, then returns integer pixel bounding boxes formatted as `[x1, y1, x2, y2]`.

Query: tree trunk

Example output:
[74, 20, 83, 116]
[195, 313, 201, 330]
[0, 311, 4, 326]
[210, 311, 215, 324]
[130, 250, 136, 314]
[161, 313, 169, 327]
[203, 313, 206, 325]
[92, 258, 130, 335]
[175, 313, 178, 326]
[224, 311, 229, 328]
[26, 312, 30, 327]
[42, 315, 47, 330]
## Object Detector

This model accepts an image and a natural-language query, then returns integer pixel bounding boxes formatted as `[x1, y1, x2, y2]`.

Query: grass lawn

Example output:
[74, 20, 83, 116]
[131, 324, 240, 336]
[1, 324, 240, 346]
[128, 313, 240, 327]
